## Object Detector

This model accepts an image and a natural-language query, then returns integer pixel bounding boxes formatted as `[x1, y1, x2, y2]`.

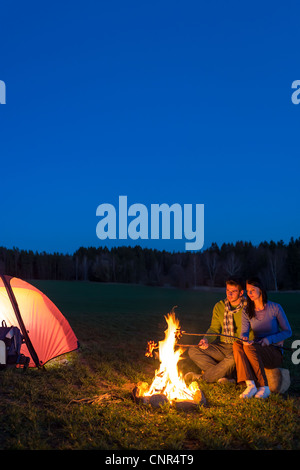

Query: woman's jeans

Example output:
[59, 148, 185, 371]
[233, 340, 283, 387]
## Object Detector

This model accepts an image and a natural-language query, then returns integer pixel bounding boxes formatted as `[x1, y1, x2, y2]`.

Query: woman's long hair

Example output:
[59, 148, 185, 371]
[246, 277, 268, 319]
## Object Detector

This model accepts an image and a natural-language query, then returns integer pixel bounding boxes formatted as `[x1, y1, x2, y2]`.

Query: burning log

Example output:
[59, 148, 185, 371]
[132, 385, 169, 408]
[132, 380, 206, 410]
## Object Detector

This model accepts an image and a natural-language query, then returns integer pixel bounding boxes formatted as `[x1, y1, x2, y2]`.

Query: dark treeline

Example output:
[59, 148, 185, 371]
[0, 237, 299, 291]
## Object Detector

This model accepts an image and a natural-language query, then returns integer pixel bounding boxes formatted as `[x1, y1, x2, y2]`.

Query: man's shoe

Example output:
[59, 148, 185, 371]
[184, 371, 202, 382]
[217, 377, 236, 384]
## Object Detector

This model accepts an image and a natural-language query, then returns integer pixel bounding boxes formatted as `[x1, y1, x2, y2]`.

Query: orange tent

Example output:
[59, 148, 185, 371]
[0, 275, 79, 367]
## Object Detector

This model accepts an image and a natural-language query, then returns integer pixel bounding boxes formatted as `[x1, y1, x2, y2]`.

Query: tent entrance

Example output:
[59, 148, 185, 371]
[1, 275, 41, 368]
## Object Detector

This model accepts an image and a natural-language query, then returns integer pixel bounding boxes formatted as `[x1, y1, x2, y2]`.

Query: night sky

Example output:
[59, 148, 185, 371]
[1, 1, 299, 254]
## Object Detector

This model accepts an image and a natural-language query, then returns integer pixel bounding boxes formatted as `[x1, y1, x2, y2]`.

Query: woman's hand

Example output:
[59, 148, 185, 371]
[242, 336, 253, 345]
[258, 337, 270, 347]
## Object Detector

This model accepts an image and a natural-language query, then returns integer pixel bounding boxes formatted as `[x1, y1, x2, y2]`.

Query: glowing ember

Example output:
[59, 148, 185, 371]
[135, 312, 205, 408]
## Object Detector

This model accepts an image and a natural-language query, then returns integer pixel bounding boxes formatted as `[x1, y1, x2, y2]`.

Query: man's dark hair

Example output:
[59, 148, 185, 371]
[225, 277, 244, 291]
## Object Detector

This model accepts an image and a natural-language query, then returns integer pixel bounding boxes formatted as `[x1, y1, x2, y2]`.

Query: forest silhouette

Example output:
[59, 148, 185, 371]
[0, 237, 299, 291]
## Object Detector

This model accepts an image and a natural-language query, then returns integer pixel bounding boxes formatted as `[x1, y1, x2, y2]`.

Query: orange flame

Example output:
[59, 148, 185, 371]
[143, 312, 198, 404]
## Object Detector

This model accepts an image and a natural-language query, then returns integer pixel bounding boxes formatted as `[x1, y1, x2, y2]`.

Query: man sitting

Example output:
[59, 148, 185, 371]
[186, 278, 252, 384]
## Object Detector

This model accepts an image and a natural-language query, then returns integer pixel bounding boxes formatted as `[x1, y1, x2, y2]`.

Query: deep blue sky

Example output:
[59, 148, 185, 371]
[0, 1, 299, 254]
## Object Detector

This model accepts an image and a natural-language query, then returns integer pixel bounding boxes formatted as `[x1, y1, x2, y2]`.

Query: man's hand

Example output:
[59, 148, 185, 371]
[198, 338, 209, 349]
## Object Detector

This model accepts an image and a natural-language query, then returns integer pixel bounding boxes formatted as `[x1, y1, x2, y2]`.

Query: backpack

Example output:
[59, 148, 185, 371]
[0, 320, 29, 368]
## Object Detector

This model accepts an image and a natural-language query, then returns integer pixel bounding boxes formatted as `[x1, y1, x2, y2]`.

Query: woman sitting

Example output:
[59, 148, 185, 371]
[233, 277, 292, 399]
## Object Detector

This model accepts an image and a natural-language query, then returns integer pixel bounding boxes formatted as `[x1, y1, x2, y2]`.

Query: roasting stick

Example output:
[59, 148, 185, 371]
[145, 334, 292, 357]
[178, 331, 243, 342]
[178, 330, 293, 351]
[145, 329, 293, 357]
[145, 334, 245, 358]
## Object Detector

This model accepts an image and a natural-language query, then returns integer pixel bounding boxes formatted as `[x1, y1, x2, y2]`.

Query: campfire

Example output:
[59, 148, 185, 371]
[133, 310, 206, 410]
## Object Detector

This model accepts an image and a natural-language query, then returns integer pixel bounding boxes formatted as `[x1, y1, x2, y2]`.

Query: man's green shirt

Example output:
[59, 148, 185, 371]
[206, 299, 254, 343]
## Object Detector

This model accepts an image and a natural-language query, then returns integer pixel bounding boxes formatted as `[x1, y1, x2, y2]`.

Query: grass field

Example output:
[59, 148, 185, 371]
[0, 281, 299, 451]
